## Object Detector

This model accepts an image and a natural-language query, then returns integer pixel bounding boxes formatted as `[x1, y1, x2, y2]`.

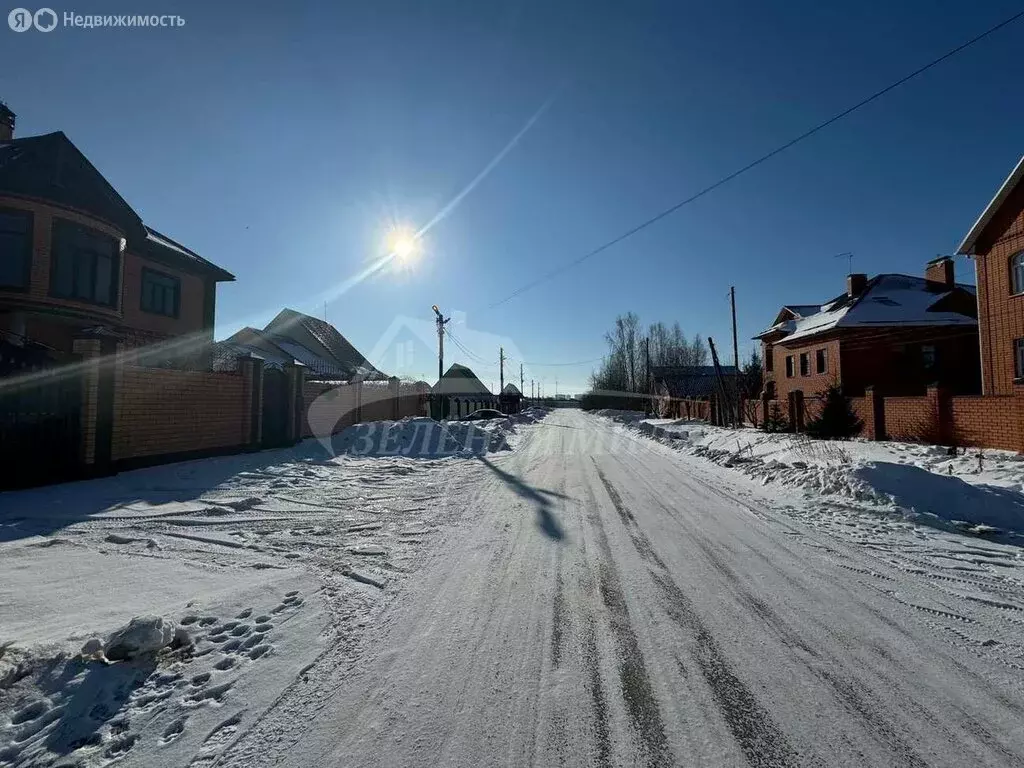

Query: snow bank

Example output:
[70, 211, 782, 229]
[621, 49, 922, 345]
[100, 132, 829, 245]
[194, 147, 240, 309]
[598, 413, 1024, 537]
[330, 417, 512, 457]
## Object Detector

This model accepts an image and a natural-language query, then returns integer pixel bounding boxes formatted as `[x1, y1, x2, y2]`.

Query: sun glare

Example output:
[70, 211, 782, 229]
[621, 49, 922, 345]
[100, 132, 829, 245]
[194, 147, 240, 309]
[387, 228, 419, 267]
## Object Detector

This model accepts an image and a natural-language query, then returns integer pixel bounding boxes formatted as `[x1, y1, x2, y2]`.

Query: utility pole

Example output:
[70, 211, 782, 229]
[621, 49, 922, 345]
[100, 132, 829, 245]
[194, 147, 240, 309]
[432, 305, 449, 382]
[499, 347, 504, 392]
[730, 286, 740, 422]
[645, 336, 651, 416]
[531, 379, 534, 399]
[520, 363, 524, 395]
[432, 305, 449, 418]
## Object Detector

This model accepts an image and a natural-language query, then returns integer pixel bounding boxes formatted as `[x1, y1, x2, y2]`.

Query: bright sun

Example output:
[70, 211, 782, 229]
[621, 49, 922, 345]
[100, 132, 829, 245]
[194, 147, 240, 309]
[394, 237, 416, 259]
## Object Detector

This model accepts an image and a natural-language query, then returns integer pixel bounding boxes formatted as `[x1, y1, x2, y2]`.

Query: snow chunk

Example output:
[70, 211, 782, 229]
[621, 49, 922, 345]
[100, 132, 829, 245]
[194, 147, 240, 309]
[103, 616, 188, 660]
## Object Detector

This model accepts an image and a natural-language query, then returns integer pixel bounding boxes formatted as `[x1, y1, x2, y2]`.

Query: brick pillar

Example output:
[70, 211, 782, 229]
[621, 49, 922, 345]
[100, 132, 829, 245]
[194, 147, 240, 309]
[72, 337, 101, 470]
[238, 355, 264, 449]
[284, 362, 304, 443]
[864, 386, 885, 441]
[928, 384, 953, 446]
[389, 376, 400, 419]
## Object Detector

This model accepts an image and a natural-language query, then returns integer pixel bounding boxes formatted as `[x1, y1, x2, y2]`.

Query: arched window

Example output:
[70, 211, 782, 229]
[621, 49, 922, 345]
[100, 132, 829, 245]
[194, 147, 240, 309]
[1012, 252, 1024, 295]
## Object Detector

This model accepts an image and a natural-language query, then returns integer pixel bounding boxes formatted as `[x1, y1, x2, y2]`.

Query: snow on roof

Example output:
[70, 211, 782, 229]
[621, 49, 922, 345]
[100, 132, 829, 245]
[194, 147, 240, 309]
[758, 275, 977, 343]
[782, 304, 822, 318]
[144, 227, 235, 280]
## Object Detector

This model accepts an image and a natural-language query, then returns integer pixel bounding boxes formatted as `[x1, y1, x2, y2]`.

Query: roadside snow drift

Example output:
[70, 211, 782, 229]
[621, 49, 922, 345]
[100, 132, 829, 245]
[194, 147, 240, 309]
[597, 411, 1024, 537]
[329, 415, 530, 457]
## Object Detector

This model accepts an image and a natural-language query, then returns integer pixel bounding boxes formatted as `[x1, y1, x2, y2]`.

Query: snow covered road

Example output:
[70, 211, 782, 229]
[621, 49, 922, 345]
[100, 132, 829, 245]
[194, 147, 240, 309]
[223, 409, 1024, 768]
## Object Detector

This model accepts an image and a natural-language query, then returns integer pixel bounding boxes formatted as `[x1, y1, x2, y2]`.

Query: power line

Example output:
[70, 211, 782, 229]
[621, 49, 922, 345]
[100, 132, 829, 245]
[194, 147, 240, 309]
[486, 8, 1024, 311]
[505, 353, 606, 367]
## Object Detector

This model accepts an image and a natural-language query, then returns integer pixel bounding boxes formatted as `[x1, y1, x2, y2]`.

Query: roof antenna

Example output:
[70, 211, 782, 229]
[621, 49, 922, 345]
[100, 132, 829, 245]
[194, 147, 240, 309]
[324, 301, 327, 323]
[833, 251, 853, 274]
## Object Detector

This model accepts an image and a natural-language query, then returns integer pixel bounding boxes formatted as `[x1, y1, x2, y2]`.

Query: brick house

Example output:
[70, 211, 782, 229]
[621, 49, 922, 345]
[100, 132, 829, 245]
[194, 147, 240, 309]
[956, 155, 1024, 396]
[0, 102, 234, 368]
[756, 260, 979, 428]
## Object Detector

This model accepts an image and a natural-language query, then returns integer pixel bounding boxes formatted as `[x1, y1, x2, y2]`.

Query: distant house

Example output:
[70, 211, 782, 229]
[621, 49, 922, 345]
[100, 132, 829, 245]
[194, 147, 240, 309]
[0, 102, 234, 369]
[432, 363, 495, 419]
[500, 382, 523, 414]
[756, 259, 979, 426]
[957, 156, 1024, 396]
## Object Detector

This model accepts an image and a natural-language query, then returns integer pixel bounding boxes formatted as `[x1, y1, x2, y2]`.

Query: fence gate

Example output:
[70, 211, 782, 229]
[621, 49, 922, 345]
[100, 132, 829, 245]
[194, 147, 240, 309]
[261, 367, 289, 448]
[0, 342, 82, 490]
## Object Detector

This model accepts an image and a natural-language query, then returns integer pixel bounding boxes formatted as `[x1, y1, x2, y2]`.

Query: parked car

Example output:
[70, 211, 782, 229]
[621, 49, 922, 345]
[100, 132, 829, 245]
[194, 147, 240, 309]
[463, 408, 504, 421]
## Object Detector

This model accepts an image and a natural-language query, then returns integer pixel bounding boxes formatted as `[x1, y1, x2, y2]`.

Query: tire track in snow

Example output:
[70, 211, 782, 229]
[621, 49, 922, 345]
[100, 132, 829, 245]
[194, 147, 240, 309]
[583, 464, 673, 767]
[592, 459, 801, 768]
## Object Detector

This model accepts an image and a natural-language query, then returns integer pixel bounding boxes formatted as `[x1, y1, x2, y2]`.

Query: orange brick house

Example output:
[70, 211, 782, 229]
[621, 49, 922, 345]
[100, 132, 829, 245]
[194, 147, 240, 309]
[0, 102, 234, 369]
[956, 155, 1024, 396]
[756, 260, 979, 428]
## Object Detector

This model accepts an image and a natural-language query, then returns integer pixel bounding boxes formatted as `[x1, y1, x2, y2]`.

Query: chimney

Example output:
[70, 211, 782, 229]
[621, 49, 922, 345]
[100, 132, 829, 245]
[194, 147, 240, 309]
[846, 273, 867, 298]
[0, 102, 14, 142]
[925, 256, 955, 289]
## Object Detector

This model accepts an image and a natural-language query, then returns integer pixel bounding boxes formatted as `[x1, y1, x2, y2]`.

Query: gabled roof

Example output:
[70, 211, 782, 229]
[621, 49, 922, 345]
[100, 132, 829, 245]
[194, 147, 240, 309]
[0, 131, 140, 231]
[502, 383, 522, 395]
[433, 363, 492, 395]
[958, 155, 1024, 255]
[755, 274, 977, 344]
[264, 308, 385, 380]
[0, 130, 234, 280]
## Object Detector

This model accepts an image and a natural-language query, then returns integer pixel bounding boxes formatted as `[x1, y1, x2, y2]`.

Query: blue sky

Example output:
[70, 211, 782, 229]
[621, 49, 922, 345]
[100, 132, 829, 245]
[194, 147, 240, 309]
[3, 0, 1023, 391]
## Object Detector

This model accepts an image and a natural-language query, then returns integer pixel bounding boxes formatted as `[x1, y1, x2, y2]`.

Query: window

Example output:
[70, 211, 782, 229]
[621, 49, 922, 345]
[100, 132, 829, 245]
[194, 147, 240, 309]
[0, 209, 32, 289]
[815, 348, 827, 374]
[921, 344, 936, 370]
[785, 355, 794, 378]
[799, 352, 810, 376]
[1012, 252, 1024, 295]
[50, 219, 118, 306]
[1015, 339, 1024, 380]
[764, 344, 773, 372]
[141, 267, 180, 317]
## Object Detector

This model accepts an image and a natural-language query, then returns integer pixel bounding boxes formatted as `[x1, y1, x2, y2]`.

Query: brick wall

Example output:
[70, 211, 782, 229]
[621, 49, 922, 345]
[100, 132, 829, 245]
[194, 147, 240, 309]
[111, 365, 247, 461]
[973, 182, 1024, 396]
[948, 395, 1020, 451]
[121, 251, 208, 340]
[883, 396, 938, 442]
[0, 195, 212, 355]
[764, 337, 841, 404]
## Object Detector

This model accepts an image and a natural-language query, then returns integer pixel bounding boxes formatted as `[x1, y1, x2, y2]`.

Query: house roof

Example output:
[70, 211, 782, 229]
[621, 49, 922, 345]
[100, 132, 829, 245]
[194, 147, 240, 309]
[432, 363, 493, 395]
[0, 131, 140, 231]
[957, 155, 1024, 255]
[0, 130, 234, 280]
[502, 383, 522, 395]
[144, 227, 235, 281]
[652, 365, 737, 400]
[263, 308, 385, 380]
[755, 274, 977, 344]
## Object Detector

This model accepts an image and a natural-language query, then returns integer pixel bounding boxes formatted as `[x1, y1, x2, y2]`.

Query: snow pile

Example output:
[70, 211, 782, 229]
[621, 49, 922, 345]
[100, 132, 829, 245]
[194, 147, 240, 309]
[99, 615, 189, 661]
[511, 406, 550, 425]
[593, 409, 646, 424]
[600, 413, 1024, 536]
[330, 417, 512, 457]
